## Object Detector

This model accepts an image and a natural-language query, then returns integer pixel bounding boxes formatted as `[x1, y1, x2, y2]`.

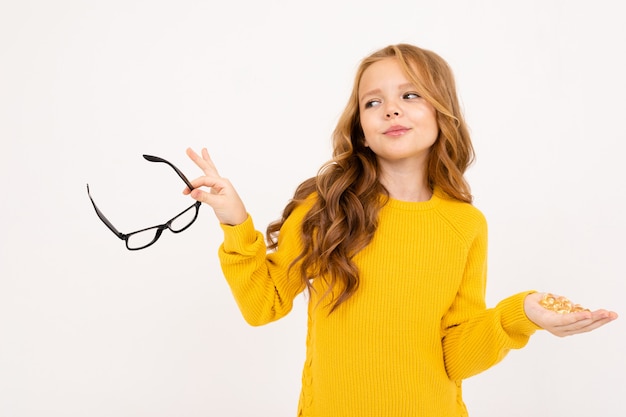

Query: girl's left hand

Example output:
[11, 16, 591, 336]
[524, 292, 618, 337]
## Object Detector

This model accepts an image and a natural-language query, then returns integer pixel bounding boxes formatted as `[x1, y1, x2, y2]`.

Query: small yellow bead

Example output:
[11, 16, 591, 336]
[539, 293, 588, 314]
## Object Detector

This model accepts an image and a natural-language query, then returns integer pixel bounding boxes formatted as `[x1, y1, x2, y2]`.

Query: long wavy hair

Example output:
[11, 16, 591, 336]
[266, 44, 475, 312]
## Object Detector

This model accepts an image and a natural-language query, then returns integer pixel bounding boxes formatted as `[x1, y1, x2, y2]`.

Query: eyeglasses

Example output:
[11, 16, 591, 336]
[87, 154, 201, 250]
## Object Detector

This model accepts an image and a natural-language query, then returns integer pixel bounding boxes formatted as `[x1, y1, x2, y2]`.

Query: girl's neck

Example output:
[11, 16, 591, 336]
[380, 169, 432, 202]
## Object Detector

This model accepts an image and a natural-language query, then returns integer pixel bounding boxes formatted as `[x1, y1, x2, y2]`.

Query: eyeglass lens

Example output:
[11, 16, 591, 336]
[125, 203, 199, 250]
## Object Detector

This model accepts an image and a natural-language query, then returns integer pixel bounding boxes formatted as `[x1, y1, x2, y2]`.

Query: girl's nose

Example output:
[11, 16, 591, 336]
[385, 111, 400, 119]
[384, 100, 401, 118]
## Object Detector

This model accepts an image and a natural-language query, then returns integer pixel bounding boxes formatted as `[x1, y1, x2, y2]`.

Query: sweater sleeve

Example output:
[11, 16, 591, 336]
[218, 207, 307, 327]
[440, 215, 542, 381]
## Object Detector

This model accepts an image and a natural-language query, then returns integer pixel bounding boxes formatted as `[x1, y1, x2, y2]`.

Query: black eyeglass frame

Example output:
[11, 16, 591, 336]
[87, 154, 201, 251]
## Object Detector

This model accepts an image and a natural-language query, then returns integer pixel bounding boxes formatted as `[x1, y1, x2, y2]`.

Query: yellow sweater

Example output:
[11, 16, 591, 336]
[219, 188, 540, 416]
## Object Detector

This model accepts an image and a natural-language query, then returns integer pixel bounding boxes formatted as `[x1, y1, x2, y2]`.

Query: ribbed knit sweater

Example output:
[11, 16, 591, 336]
[218, 187, 540, 416]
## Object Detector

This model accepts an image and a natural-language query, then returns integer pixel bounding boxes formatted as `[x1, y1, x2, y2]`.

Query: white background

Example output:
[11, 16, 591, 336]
[1, 1, 624, 416]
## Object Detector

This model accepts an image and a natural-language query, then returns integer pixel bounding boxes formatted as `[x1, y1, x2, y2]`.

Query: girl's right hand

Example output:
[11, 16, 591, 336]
[523, 292, 618, 337]
[184, 147, 248, 226]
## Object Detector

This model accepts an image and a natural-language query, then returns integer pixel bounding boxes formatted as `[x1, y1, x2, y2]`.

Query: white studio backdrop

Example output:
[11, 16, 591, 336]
[1, 1, 624, 416]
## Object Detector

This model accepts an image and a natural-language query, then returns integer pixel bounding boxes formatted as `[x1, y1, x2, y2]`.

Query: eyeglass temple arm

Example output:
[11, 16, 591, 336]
[142, 155, 195, 191]
[86, 184, 125, 239]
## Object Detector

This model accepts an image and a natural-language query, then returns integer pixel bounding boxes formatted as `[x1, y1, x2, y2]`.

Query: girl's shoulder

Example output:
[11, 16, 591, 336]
[433, 188, 488, 242]
[435, 187, 485, 219]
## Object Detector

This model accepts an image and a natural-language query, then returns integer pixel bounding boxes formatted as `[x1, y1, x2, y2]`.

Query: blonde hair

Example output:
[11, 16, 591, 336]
[267, 44, 475, 312]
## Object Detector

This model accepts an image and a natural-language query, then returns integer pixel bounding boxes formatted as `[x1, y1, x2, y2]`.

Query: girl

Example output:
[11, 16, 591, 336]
[184, 44, 617, 416]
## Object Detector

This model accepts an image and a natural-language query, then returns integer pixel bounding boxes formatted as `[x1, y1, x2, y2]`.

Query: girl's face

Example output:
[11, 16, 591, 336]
[358, 58, 438, 171]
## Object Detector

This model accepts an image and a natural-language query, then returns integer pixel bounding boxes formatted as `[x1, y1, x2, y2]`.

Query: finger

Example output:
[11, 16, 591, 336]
[181, 173, 216, 195]
[561, 316, 616, 335]
[186, 175, 228, 195]
[199, 147, 220, 175]
[186, 147, 220, 177]
[566, 309, 616, 324]
[188, 187, 221, 206]
[186, 147, 210, 173]
[556, 310, 617, 334]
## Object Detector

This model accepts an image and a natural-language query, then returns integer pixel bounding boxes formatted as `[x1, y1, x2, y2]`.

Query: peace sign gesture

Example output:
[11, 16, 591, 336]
[184, 147, 248, 226]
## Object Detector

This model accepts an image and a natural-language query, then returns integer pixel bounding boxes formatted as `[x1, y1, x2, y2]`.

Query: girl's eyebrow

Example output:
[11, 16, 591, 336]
[360, 83, 417, 100]
[397, 82, 416, 91]
[359, 88, 382, 101]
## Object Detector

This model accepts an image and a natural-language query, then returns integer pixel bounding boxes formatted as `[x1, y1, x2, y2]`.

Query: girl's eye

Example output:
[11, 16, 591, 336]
[364, 99, 381, 108]
[403, 92, 420, 100]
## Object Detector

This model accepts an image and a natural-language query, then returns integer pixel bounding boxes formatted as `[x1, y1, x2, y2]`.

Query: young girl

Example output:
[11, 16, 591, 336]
[184, 44, 617, 416]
